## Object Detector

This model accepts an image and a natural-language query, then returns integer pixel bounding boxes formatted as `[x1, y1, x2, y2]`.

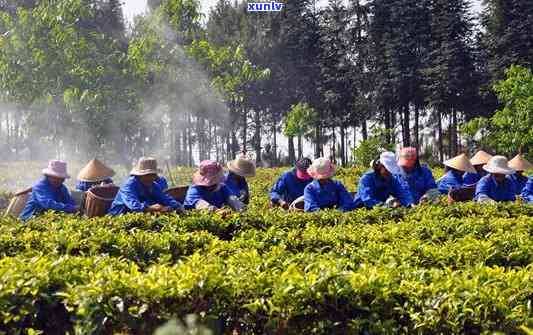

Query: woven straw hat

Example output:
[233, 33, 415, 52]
[483, 156, 515, 175]
[130, 157, 161, 176]
[308, 157, 336, 180]
[227, 154, 256, 177]
[444, 154, 476, 173]
[508, 154, 533, 171]
[470, 150, 493, 166]
[77, 159, 115, 182]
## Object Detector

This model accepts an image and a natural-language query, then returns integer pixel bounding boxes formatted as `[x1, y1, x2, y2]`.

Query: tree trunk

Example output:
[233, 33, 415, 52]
[403, 103, 410, 147]
[187, 113, 193, 167]
[414, 104, 420, 151]
[361, 118, 368, 140]
[314, 125, 320, 158]
[340, 126, 346, 166]
[438, 109, 443, 162]
[254, 109, 261, 162]
[288, 136, 296, 164]
[272, 123, 278, 166]
[242, 109, 247, 152]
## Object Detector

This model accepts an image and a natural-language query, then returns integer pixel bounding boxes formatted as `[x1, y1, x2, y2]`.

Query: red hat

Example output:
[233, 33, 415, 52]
[399, 147, 417, 168]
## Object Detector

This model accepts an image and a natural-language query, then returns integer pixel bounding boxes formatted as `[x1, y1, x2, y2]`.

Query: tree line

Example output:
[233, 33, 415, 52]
[0, 0, 531, 167]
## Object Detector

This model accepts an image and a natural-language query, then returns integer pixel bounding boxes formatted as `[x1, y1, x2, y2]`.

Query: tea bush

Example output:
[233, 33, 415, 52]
[0, 168, 532, 334]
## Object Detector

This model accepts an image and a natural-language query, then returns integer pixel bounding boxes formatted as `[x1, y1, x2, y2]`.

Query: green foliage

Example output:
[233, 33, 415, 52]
[0, 168, 532, 334]
[283, 102, 318, 138]
[463, 65, 533, 156]
[351, 129, 394, 168]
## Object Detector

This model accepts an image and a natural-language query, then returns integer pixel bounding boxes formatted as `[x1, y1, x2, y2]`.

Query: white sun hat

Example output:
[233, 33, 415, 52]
[379, 152, 401, 175]
[483, 155, 515, 175]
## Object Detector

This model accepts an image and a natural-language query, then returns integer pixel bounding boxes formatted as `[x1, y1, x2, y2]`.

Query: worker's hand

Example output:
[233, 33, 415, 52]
[279, 200, 290, 210]
[147, 204, 164, 212]
[216, 208, 232, 218]
[175, 205, 186, 214]
[160, 206, 171, 213]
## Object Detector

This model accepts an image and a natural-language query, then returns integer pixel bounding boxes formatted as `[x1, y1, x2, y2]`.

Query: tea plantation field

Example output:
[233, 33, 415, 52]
[1, 167, 533, 334]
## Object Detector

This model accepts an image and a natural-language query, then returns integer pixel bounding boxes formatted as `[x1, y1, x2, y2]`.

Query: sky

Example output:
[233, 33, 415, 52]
[122, 0, 484, 22]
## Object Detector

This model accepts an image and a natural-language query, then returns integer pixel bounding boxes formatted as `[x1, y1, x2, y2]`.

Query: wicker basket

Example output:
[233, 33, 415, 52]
[166, 186, 189, 203]
[4, 187, 32, 218]
[84, 185, 119, 218]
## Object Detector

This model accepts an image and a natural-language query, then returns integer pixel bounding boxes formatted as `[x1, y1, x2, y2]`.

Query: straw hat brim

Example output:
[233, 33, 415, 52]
[43, 169, 70, 179]
[192, 170, 224, 187]
[227, 160, 256, 177]
[444, 155, 476, 173]
[483, 165, 515, 175]
[308, 165, 336, 180]
[130, 168, 161, 176]
[77, 160, 115, 182]
[470, 151, 493, 165]
[509, 156, 533, 171]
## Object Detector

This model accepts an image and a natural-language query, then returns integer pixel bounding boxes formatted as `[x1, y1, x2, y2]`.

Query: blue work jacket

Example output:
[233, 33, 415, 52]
[224, 172, 250, 203]
[520, 178, 533, 203]
[303, 179, 357, 212]
[474, 175, 516, 202]
[509, 173, 528, 195]
[399, 164, 437, 204]
[75, 178, 113, 192]
[184, 184, 233, 209]
[438, 170, 465, 194]
[270, 169, 312, 204]
[354, 171, 413, 209]
[20, 177, 77, 221]
[463, 172, 483, 186]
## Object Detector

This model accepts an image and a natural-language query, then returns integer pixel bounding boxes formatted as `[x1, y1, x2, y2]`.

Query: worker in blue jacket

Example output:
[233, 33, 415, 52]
[463, 151, 492, 186]
[508, 154, 532, 195]
[184, 160, 245, 212]
[20, 160, 79, 221]
[354, 152, 413, 209]
[474, 156, 516, 203]
[437, 154, 476, 194]
[520, 178, 533, 203]
[224, 154, 256, 204]
[398, 147, 438, 204]
[75, 159, 115, 192]
[108, 157, 183, 216]
[155, 176, 169, 191]
[303, 158, 357, 212]
[270, 157, 313, 209]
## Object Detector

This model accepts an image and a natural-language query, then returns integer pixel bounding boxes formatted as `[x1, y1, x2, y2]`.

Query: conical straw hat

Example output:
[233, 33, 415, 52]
[77, 159, 115, 182]
[470, 150, 493, 165]
[444, 153, 476, 173]
[508, 154, 533, 171]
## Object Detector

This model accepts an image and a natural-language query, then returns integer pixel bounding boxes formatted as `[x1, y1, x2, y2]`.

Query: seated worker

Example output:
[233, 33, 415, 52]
[437, 153, 476, 194]
[108, 157, 183, 216]
[463, 150, 492, 185]
[184, 160, 245, 212]
[155, 175, 169, 191]
[75, 158, 115, 192]
[398, 147, 438, 204]
[270, 157, 313, 209]
[520, 177, 533, 203]
[354, 152, 413, 209]
[303, 158, 357, 212]
[20, 160, 78, 221]
[224, 153, 256, 204]
[508, 154, 533, 195]
[475, 156, 516, 203]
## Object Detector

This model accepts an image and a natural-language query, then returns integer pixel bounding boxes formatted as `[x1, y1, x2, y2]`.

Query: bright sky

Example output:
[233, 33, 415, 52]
[123, 0, 484, 22]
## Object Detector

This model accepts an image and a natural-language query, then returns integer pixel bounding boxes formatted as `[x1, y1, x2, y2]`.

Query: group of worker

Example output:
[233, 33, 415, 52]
[17, 147, 533, 220]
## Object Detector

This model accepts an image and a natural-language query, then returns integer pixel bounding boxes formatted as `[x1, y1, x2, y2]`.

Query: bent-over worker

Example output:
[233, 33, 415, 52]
[20, 160, 78, 221]
[474, 156, 516, 204]
[508, 154, 533, 195]
[75, 158, 115, 192]
[108, 157, 183, 216]
[437, 154, 476, 194]
[184, 160, 245, 212]
[398, 147, 438, 204]
[303, 158, 357, 212]
[270, 157, 313, 209]
[463, 150, 492, 186]
[354, 152, 413, 209]
[224, 154, 256, 204]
